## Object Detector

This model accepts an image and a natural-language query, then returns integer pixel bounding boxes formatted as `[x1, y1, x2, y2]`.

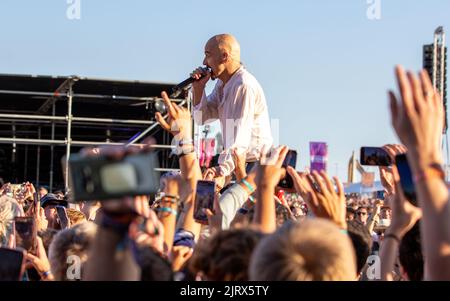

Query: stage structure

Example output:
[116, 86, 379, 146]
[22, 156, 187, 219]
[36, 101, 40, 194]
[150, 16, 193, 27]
[0, 74, 188, 191]
[423, 26, 447, 132]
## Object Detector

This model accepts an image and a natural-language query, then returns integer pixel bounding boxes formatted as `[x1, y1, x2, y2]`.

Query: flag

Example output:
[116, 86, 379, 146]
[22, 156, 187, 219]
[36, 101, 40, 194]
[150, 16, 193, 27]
[310, 142, 328, 173]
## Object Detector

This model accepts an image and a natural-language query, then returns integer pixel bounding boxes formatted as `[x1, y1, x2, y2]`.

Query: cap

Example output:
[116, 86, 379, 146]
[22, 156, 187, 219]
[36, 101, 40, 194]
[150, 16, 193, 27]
[40, 193, 68, 208]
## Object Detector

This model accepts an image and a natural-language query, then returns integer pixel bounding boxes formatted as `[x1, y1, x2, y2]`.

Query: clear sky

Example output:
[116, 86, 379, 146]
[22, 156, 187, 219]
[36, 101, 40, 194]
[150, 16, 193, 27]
[1, 0, 449, 181]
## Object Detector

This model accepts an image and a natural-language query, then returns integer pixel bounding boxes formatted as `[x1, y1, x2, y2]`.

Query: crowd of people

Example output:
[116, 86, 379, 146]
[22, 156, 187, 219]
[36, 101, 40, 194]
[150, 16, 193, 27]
[1, 33, 450, 282]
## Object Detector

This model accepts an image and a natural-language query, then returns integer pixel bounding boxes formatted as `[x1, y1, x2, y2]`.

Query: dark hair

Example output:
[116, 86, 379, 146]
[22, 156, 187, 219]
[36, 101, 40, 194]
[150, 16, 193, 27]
[347, 220, 372, 274]
[399, 222, 423, 281]
[189, 228, 263, 281]
[138, 248, 174, 281]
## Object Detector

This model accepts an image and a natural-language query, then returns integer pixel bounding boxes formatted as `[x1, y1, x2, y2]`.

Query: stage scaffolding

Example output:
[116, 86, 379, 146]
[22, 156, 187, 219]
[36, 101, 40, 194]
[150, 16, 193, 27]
[0, 74, 188, 191]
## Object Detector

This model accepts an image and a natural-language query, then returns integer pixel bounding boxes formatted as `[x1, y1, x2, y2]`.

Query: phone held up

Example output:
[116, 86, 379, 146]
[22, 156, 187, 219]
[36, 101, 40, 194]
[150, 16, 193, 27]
[360, 147, 392, 166]
[193, 180, 216, 224]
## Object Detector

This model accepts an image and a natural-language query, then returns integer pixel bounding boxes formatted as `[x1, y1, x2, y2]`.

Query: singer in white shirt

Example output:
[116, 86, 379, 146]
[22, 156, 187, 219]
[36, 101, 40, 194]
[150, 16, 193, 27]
[191, 34, 273, 178]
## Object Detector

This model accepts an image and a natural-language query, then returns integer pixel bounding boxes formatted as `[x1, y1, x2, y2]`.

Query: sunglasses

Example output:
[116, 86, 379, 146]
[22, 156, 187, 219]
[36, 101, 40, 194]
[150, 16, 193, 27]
[357, 212, 367, 216]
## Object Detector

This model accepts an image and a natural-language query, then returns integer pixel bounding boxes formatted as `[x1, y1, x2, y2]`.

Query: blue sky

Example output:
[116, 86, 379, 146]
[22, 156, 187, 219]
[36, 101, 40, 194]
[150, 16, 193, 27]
[1, 0, 449, 181]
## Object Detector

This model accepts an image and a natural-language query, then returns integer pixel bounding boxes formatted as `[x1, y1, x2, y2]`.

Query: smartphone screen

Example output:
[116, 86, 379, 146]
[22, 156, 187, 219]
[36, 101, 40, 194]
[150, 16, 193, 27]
[0, 248, 26, 281]
[278, 150, 298, 189]
[14, 217, 36, 253]
[395, 154, 417, 206]
[360, 147, 392, 166]
[193, 180, 216, 224]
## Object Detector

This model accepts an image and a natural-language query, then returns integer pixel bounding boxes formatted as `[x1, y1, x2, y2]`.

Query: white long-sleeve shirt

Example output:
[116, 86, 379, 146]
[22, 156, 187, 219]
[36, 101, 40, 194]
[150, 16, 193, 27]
[193, 66, 273, 176]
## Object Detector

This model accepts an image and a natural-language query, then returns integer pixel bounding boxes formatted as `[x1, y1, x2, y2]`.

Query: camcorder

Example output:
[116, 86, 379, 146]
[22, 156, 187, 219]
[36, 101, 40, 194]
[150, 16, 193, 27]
[68, 152, 160, 202]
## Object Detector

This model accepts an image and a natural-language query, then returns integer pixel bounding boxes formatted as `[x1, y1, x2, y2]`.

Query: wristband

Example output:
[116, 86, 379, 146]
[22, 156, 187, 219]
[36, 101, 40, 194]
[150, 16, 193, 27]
[41, 270, 52, 278]
[241, 178, 255, 193]
[158, 207, 178, 217]
[248, 195, 255, 203]
[414, 164, 445, 183]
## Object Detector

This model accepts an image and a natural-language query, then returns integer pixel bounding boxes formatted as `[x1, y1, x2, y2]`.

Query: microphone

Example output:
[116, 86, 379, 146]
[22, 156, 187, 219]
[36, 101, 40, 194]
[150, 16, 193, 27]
[170, 67, 211, 98]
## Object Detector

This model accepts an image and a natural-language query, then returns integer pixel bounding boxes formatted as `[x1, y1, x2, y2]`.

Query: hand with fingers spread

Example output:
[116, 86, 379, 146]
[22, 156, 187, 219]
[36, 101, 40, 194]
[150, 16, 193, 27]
[287, 167, 347, 230]
[389, 66, 444, 169]
[379, 144, 407, 196]
[155, 91, 193, 142]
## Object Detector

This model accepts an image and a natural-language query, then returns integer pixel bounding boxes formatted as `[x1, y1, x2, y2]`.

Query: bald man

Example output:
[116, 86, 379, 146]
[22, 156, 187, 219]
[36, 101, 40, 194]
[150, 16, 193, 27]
[191, 34, 273, 178]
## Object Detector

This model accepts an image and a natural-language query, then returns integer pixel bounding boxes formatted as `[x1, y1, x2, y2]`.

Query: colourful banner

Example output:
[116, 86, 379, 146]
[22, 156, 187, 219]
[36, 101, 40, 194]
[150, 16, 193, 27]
[310, 142, 328, 173]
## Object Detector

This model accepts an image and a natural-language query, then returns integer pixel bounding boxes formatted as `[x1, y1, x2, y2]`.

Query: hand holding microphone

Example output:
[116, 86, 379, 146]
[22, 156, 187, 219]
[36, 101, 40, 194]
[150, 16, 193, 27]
[190, 66, 212, 91]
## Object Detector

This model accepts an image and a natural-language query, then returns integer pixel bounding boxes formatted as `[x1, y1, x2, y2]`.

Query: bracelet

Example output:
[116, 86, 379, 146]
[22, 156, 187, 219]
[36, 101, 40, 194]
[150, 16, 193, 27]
[340, 229, 348, 235]
[41, 270, 52, 278]
[160, 194, 180, 203]
[158, 207, 178, 217]
[178, 139, 194, 146]
[241, 178, 255, 193]
[414, 164, 445, 183]
[384, 233, 401, 244]
[248, 195, 255, 203]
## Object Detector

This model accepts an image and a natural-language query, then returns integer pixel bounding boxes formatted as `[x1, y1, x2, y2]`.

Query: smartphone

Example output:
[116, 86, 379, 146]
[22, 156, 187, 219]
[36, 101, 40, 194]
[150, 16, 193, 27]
[14, 217, 36, 253]
[375, 190, 385, 200]
[278, 150, 298, 189]
[193, 180, 216, 224]
[395, 154, 417, 206]
[0, 248, 26, 281]
[68, 152, 160, 201]
[56, 206, 70, 229]
[360, 147, 392, 166]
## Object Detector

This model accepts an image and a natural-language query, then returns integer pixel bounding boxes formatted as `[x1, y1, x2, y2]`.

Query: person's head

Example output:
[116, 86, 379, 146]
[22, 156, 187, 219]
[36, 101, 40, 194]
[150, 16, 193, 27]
[249, 219, 357, 281]
[48, 221, 97, 280]
[380, 207, 392, 220]
[189, 228, 263, 281]
[66, 209, 86, 226]
[346, 207, 356, 221]
[399, 222, 423, 281]
[275, 202, 290, 228]
[53, 190, 65, 200]
[347, 220, 372, 277]
[356, 207, 369, 225]
[0, 196, 23, 246]
[203, 34, 241, 80]
[41, 194, 68, 228]
[38, 186, 49, 198]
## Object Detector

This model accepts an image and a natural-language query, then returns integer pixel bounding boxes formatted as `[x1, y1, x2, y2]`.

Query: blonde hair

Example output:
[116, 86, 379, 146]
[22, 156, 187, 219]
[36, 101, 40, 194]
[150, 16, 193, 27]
[0, 196, 23, 246]
[48, 221, 97, 280]
[249, 219, 357, 281]
[66, 208, 86, 226]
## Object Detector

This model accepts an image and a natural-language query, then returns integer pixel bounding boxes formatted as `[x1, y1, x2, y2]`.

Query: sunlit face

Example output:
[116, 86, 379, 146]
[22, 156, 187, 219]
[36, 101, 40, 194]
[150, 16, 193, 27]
[380, 208, 392, 220]
[356, 208, 368, 224]
[202, 39, 225, 80]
